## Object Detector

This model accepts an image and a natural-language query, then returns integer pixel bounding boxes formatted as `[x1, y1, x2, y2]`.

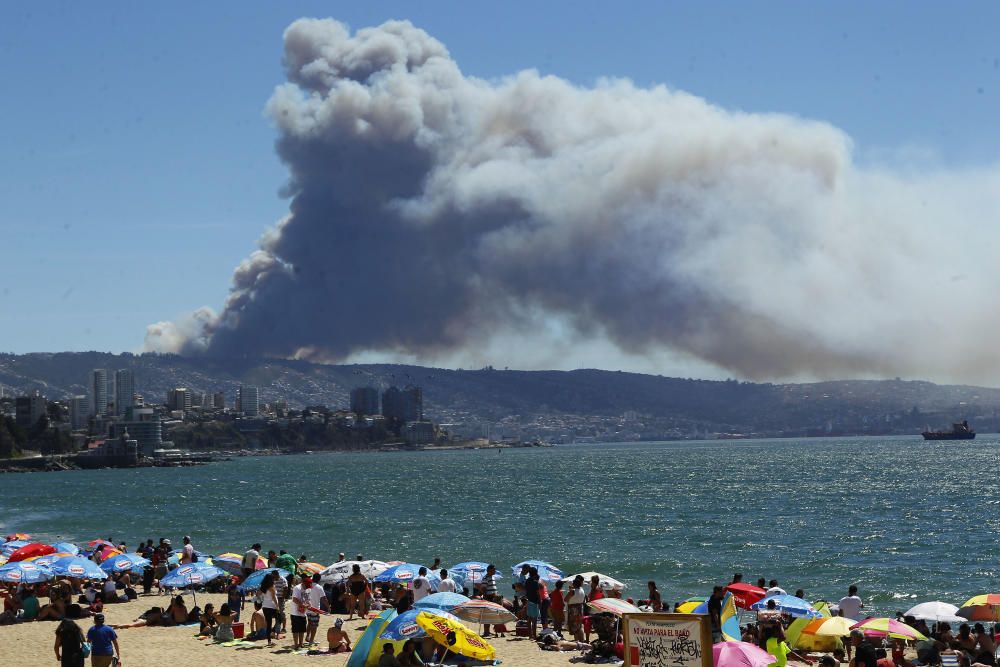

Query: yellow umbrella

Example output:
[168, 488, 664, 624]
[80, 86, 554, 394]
[800, 616, 857, 637]
[415, 610, 496, 661]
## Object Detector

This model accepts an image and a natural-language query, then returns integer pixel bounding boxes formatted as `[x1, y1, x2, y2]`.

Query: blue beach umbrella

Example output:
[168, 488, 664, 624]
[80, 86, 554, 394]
[0, 540, 29, 557]
[239, 567, 290, 592]
[160, 562, 226, 589]
[52, 542, 80, 556]
[450, 562, 497, 585]
[379, 608, 463, 640]
[414, 592, 472, 613]
[751, 594, 822, 618]
[50, 556, 107, 580]
[373, 563, 427, 585]
[0, 561, 54, 584]
[511, 560, 563, 583]
[100, 553, 150, 575]
[30, 553, 69, 568]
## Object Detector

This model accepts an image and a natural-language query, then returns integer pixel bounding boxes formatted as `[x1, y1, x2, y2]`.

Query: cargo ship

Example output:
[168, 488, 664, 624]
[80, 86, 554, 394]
[922, 420, 975, 440]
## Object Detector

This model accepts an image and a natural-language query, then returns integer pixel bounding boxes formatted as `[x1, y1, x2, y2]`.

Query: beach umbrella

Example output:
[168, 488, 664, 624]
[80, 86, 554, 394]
[7, 542, 56, 562]
[561, 571, 626, 591]
[511, 560, 563, 583]
[97, 546, 122, 562]
[100, 553, 150, 575]
[415, 610, 496, 661]
[905, 601, 964, 623]
[453, 599, 517, 626]
[50, 556, 107, 580]
[588, 597, 643, 616]
[319, 559, 389, 584]
[0, 540, 29, 557]
[239, 567, 290, 592]
[4, 533, 31, 542]
[957, 595, 1000, 621]
[87, 539, 115, 550]
[379, 608, 464, 641]
[677, 597, 709, 613]
[52, 542, 80, 556]
[797, 616, 857, 638]
[726, 583, 767, 610]
[297, 561, 325, 576]
[160, 562, 226, 588]
[751, 594, 822, 618]
[851, 618, 926, 640]
[374, 562, 429, 585]
[0, 561, 54, 584]
[414, 592, 471, 613]
[713, 641, 777, 667]
[26, 552, 74, 567]
[211, 553, 244, 576]
[450, 562, 496, 585]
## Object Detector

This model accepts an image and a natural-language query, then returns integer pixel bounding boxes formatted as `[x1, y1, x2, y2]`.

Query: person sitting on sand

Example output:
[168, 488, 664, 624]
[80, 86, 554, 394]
[327, 618, 352, 653]
[974, 624, 995, 658]
[214, 603, 236, 642]
[37, 592, 65, 622]
[539, 634, 591, 652]
[399, 639, 425, 666]
[166, 595, 188, 625]
[199, 603, 218, 636]
[247, 601, 268, 641]
[378, 642, 401, 667]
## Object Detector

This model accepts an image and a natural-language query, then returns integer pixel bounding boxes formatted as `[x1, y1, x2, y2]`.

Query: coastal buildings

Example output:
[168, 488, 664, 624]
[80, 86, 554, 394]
[237, 385, 259, 416]
[69, 395, 89, 429]
[381, 385, 423, 422]
[89, 369, 108, 416]
[350, 386, 379, 416]
[212, 392, 225, 409]
[15, 391, 47, 429]
[108, 407, 163, 456]
[166, 387, 192, 412]
[115, 369, 135, 415]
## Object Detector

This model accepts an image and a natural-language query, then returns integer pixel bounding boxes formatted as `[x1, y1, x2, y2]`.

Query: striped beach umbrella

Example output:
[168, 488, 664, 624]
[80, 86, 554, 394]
[958, 595, 1000, 621]
[453, 599, 517, 625]
[211, 553, 244, 576]
[587, 597, 643, 616]
[298, 561, 325, 576]
[850, 618, 926, 640]
[798, 616, 857, 638]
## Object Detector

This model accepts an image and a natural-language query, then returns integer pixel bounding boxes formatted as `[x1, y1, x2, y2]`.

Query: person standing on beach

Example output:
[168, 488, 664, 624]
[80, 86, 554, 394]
[273, 572, 289, 635]
[550, 580, 566, 635]
[708, 585, 725, 643]
[839, 585, 863, 619]
[243, 544, 261, 579]
[437, 569, 457, 593]
[86, 613, 120, 667]
[289, 576, 309, 650]
[481, 564, 499, 601]
[180, 536, 194, 564]
[411, 567, 431, 603]
[566, 576, 587, 642]
[54, 619, 86, 667]
[524, 568, 541, 639]
[260, 572, 279, 647]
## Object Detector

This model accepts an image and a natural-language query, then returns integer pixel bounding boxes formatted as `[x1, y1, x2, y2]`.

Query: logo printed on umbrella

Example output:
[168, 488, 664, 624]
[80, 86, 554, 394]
[401, 623, 420, 637]
[9, 571, 22, 582]
[68, 565, 85, 575]
[397, 572, 413, 580]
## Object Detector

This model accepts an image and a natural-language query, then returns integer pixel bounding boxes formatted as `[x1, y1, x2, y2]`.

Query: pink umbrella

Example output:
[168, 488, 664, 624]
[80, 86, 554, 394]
[714, 641, 777, 667]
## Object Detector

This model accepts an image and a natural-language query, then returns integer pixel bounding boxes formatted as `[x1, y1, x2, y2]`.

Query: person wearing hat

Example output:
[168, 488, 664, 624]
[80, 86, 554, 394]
[290, 574, 322, 650]
[86, 613, 120, 667]
[327, 617, 352, 654]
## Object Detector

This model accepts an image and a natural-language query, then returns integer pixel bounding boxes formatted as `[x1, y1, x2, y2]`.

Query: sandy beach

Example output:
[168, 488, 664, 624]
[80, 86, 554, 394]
[1, 592, 578, 666]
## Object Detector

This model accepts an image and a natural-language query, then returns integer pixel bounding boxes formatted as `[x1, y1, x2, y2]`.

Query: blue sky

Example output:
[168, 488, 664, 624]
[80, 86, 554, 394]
[2, 1, 998, 356]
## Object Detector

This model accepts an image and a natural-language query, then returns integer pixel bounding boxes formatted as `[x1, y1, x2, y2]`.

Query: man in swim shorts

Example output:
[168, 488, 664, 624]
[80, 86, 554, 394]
[327, 618, 352, 653]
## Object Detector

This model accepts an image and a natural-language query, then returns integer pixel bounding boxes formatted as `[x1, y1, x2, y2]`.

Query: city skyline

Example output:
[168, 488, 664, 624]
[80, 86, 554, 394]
[3, 4, 1000, 383]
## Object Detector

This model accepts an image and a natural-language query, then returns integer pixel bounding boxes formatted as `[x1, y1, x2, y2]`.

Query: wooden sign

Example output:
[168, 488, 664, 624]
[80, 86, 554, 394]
[623, 613, 713, 667]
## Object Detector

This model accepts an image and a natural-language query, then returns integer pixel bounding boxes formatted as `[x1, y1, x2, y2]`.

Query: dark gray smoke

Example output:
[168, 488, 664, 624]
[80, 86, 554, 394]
[146, 18, 1000, 381]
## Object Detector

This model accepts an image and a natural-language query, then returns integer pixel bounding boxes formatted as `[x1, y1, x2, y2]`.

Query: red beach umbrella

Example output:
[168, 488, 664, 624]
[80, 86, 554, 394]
[8, 543, 56, 563]
[725, 583, 767, 610]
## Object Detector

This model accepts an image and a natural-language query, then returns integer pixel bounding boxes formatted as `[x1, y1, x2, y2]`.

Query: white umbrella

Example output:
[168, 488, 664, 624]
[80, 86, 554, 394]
[561, 571, 625, 591]
[904, 601, 964, 623]
[319, 559, 389, 584]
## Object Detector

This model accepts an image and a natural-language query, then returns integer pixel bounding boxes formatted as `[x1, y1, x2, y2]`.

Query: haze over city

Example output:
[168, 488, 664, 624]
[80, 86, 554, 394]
[4, 2, 1000, 383]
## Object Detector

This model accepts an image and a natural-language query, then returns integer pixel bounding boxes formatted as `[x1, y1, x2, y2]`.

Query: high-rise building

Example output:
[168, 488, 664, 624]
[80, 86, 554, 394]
[90, 369, 109, 417]
[212, 392, 226, 409]
[166, 388, 192, 412]
[381, 385, 423, 422]
[114, 369, 135, 416]
[350, 387, 380, 416]
[69, 395, 89, 430]
[237, 385, 259, 416]
[15, 391, 47, 429]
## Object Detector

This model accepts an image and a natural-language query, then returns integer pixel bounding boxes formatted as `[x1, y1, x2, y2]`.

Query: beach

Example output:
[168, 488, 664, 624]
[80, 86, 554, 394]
[1, 592, 578, 666]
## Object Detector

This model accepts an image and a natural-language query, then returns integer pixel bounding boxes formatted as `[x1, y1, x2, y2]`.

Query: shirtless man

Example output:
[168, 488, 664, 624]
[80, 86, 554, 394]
[327, 618, 352, 653]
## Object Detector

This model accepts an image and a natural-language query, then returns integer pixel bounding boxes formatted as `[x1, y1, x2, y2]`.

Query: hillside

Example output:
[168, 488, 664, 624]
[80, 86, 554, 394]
[1, 352, 998, 439]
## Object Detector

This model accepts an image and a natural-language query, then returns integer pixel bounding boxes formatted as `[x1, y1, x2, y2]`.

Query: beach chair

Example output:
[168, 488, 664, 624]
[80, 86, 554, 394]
[940, 653, 959, 667]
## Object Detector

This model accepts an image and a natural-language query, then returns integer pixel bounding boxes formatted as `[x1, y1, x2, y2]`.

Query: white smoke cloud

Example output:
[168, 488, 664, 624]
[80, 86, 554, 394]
[146, 18, 1000, 382]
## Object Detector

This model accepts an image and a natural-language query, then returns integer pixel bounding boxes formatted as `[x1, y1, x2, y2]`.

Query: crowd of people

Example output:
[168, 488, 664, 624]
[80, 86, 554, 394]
[4, 535, 999, 667]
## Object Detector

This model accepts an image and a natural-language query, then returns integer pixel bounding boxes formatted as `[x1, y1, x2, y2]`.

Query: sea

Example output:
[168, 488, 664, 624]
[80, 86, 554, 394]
[2, 436, 998, 614]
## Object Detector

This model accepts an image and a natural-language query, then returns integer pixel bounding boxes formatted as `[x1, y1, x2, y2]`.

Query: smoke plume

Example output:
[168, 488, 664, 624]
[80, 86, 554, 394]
[146, 18, 1000, 381]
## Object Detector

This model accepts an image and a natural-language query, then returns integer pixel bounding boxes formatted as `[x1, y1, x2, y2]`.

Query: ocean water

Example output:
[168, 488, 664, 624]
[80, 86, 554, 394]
[2, 437, 998, 613]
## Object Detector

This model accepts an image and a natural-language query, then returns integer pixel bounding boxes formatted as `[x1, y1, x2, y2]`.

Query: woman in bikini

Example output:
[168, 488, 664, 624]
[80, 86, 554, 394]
[346, 564, 369, 621]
